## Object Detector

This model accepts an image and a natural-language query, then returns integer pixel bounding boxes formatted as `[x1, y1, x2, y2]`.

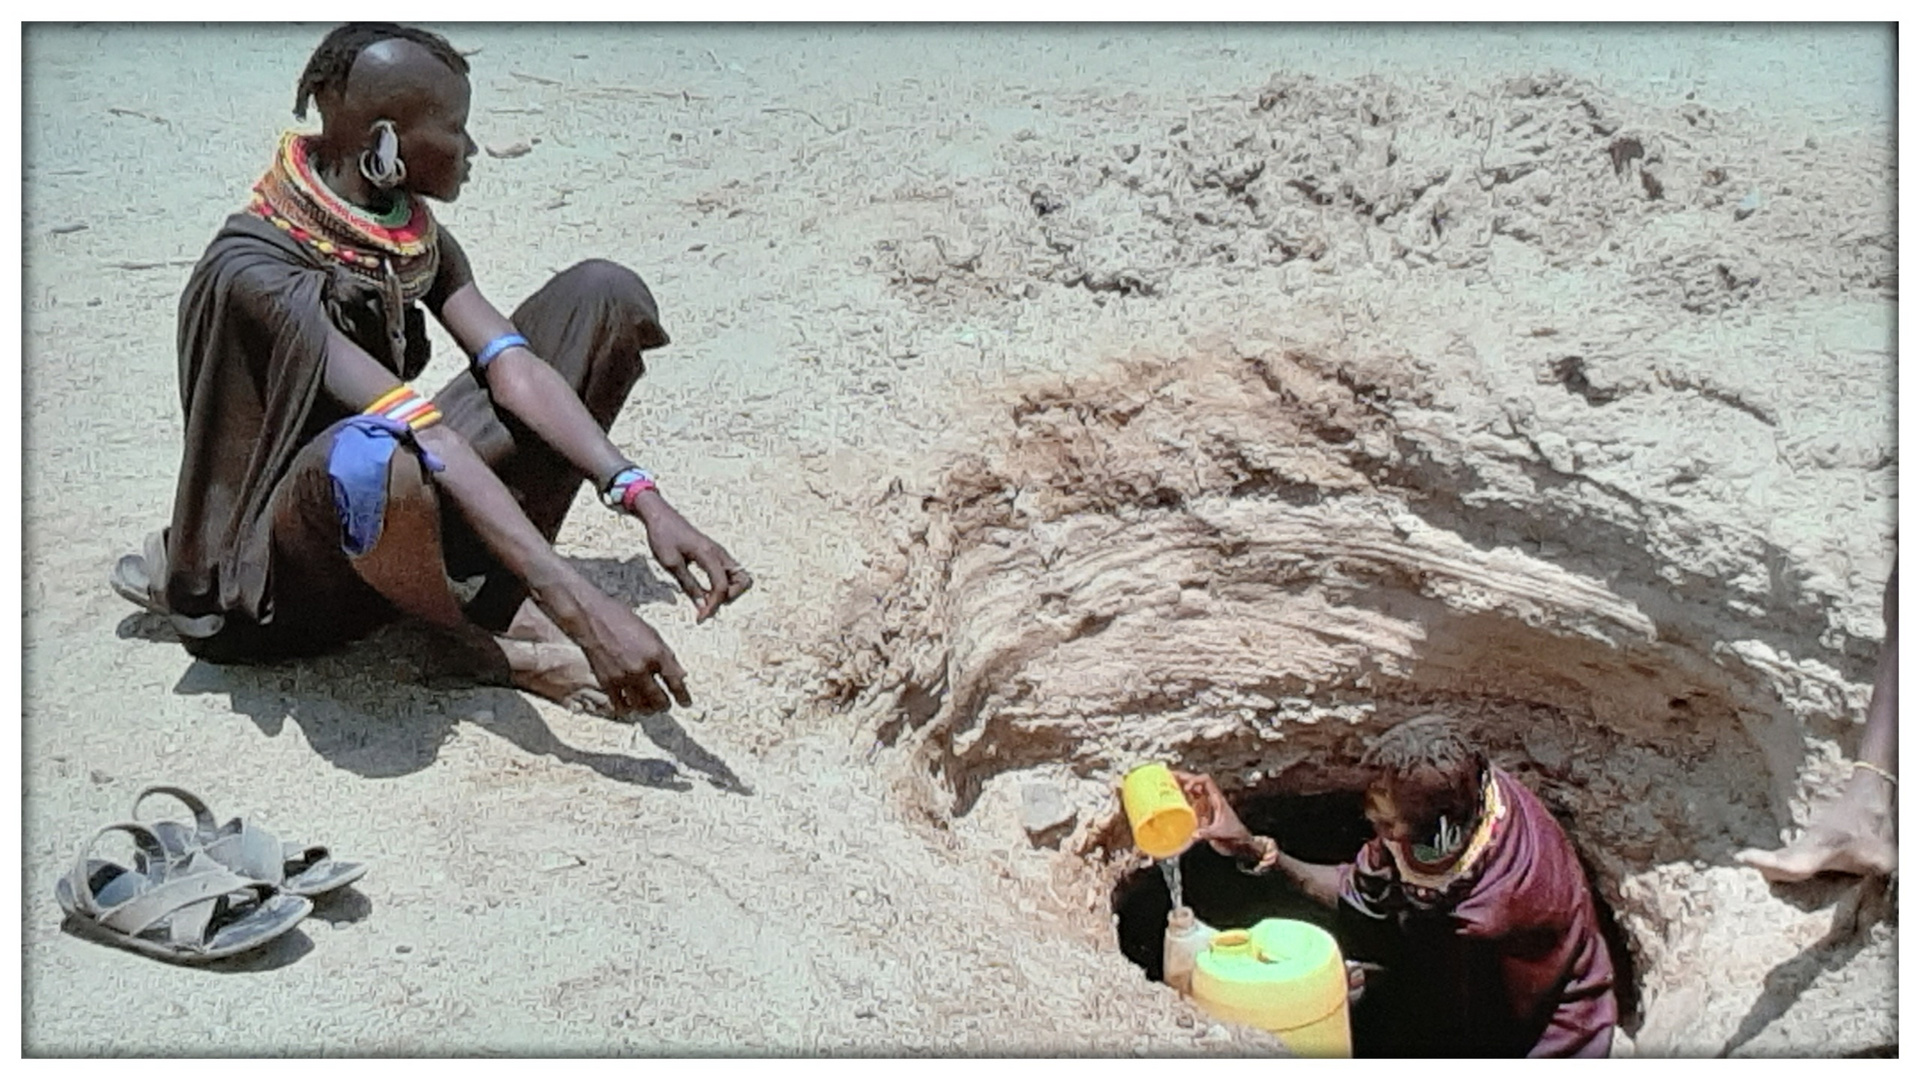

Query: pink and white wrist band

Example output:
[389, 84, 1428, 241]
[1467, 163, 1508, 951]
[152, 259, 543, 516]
[600, 465, 658, 514]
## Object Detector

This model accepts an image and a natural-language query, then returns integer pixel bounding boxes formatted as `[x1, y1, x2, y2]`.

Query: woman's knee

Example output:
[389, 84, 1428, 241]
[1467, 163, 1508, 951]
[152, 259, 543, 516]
[552, 259, 668, 348]
[560, 258, 649, 305]
[327, 417, 454, 557]
[368, 448, 448, 568]
[357, 469, 466, 626]
[382, 439, 439, 510]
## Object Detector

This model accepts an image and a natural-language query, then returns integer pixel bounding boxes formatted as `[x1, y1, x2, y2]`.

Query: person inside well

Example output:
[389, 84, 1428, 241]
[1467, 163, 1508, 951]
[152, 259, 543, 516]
[1176, 715, 1621, 1057]
[113, 22, 750, 715]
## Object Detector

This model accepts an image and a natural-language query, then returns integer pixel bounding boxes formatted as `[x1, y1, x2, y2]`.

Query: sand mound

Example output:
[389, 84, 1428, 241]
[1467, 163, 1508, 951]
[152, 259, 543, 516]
[890, 70, 1891, 310]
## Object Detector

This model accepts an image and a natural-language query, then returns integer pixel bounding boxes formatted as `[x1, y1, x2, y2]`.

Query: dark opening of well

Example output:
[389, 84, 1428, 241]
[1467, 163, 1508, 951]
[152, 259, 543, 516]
[1110, 789, 1640, 1057]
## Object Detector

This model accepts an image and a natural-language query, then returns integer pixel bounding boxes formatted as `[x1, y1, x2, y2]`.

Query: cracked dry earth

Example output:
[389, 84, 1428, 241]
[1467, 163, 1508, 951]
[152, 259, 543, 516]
[23, 25, 1895, 1056]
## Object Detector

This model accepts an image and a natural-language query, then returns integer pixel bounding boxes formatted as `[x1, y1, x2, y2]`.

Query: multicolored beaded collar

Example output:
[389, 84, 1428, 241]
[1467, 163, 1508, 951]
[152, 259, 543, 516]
[248, 131, 440, 303]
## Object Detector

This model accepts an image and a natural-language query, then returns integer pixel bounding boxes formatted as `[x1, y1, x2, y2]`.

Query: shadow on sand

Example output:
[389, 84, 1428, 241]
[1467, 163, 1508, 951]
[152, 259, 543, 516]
[132, 614, 749, 794]
[571, 555, 682, 609]
[1717, 874, 1897, 1057]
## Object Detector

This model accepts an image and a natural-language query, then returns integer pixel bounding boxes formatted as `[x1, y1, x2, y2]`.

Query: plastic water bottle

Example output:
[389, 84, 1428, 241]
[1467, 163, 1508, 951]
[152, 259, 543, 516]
[1162, 906, 1215, 996]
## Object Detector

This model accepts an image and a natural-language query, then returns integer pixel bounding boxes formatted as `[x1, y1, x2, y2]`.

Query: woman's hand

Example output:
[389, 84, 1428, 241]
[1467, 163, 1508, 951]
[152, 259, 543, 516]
[1173, 771, 1279, 869]
[1345, 961, 1385, 1005]
[569, 589, 692, 714]
[629, 489, 752, 622]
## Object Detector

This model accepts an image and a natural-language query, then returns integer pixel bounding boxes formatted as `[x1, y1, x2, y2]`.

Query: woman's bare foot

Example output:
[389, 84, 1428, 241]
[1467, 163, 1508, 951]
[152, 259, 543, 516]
[503, 596, 569, 644]
[496, 637, 615, 717]
[1737, 777, 1897, 882]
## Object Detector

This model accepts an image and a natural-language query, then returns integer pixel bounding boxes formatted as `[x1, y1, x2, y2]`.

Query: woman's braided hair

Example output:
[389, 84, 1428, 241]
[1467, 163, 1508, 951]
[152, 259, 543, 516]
[294, 22, 469, 120]
[1361, 714, 1485, 842]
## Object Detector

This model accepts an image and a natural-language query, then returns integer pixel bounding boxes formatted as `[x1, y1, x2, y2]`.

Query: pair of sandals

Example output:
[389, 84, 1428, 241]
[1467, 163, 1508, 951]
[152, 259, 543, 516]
[55, 786, 368, 964]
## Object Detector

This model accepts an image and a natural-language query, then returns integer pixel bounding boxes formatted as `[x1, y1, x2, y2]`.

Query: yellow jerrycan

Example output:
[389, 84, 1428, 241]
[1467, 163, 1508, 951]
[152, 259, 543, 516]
[1192, 919, 1352, 1057]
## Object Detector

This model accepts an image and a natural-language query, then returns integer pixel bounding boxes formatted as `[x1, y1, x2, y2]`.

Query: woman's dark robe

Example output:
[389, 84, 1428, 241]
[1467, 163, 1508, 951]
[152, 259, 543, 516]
[164, 211, 463, 651]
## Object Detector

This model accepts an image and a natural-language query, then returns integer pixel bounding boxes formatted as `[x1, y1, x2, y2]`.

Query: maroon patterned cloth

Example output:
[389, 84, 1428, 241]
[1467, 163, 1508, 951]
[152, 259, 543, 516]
[1338, 768, 1618, 1057]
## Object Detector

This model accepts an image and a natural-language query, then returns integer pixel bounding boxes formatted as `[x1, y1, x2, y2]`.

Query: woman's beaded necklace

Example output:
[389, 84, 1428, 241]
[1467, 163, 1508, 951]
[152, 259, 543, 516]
[248, 131, 439, 303]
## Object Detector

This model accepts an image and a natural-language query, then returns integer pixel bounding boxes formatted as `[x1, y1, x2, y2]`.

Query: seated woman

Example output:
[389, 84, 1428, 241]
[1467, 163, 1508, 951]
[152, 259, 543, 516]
[1178, 715, 1620, 1057]
[113, 23, 750, 715]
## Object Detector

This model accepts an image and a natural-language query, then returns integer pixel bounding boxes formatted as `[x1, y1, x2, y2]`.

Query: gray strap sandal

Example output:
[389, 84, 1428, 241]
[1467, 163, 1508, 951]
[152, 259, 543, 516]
[54, 821, 311, 963]
[132, 785, 369, 898]
[110, 529, 170, 615]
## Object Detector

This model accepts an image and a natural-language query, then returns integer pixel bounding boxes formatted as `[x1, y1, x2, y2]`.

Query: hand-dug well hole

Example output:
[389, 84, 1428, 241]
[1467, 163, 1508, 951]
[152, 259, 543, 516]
[822, 348, 1874, 1052]
[1109, 789, 1641, 1057]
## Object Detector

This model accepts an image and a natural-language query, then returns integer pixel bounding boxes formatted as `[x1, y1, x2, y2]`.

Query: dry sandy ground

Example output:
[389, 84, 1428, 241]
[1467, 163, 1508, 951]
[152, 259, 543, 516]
[20, 24, 1897, 1055]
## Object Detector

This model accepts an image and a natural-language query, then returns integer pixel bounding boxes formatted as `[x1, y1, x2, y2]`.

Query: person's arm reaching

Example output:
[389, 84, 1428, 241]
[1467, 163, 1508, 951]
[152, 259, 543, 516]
[435, 281, 750, 622]
[1173, 771, 1348, 908]
[322, 328, 691, 713]
[1274, 849, 1346, 909]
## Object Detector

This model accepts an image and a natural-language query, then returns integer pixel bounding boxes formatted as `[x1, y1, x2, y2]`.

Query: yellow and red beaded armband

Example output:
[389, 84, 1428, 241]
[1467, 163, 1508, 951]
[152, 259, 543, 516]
[364, 385, 443, 431]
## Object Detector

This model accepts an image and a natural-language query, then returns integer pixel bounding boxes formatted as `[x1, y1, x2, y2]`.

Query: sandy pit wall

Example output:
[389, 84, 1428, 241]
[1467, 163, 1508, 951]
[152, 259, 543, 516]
[803, 69, 1896, 1056]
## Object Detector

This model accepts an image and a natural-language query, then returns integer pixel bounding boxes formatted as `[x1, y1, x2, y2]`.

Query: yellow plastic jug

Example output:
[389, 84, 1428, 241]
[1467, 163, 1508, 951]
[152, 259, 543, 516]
[1120, 763, 1197, 859]
[1192, 919, 1351, 1058]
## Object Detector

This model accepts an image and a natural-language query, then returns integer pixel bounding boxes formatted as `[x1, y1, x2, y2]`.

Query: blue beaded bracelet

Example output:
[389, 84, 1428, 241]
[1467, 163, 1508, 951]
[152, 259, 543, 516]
[474, 331, 530, 371]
